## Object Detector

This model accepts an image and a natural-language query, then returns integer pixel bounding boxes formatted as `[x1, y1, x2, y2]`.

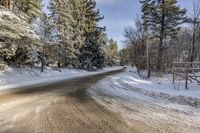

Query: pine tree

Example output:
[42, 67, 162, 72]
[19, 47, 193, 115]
[79, 0, 105, 70]
[68, 0, 85, 68]
[62, 0, 82, 68]
[37, 13, 53, 72]
[47, 0, 107, 69]
[0, 6, 40, 65]
[92, 28, 107, 69]
[13, 0, 42, 23]
[140, 0, 186, 71]
[49, 0, 79, 68]
[98, 31, 108, 67]
[105, 39, 119, 66]
[0, 0, 11, 9]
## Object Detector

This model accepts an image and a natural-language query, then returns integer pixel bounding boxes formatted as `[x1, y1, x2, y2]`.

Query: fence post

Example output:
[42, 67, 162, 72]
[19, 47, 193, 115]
[172, 67, 175, 83]
[185, 69, 188, 89]
[172, 63, 175, 83]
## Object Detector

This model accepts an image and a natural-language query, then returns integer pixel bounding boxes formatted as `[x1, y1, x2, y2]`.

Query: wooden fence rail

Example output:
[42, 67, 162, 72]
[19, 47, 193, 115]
[172, 62, 200, 89]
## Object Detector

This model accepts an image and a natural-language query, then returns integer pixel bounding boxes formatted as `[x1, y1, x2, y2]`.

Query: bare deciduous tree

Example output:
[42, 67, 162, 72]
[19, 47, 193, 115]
[188, 1, 200, 62]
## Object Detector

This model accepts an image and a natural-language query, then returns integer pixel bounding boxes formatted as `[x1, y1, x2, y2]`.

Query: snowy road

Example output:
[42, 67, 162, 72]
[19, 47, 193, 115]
[88, 72, 200, 133]
[0, 69, 147, 133]
[0, 69, 200, 133]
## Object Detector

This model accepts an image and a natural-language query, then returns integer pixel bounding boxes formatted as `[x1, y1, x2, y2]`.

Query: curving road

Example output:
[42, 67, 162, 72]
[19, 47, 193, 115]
[0, 69, 158, 133]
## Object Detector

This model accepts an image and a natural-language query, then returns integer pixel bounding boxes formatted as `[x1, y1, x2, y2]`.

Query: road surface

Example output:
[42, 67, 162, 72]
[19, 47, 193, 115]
[0, 69, 159, 133]
[88, 71, 200, 133]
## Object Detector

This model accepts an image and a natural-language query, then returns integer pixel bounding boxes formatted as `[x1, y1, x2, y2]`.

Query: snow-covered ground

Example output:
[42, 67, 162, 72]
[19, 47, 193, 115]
[88, 69, 200, 132]
[0, 66, 122, 91]
[123, 68, 200, 98]
[121, 68, 200, 106]
[92, 68, 200, 107]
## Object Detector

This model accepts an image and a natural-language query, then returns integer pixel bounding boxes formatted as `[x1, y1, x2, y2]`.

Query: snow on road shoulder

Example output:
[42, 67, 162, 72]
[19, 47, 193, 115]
[122, 69, 200, 98]
[0, 66, 122, 91]
[119, 69, 200, 107]
[87, 70, 200, 133]
[89, 68, 200, 108]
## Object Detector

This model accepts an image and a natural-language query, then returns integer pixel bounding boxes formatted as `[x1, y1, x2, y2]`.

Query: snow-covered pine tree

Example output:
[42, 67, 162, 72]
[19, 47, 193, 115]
[79, 0, 105, 70]
[0, 0, 11, 9]
[91, 27, 106, 69]
[97, 31, 108, 68]
[0, 0, 43, 67]
[48, 0, 79, 68]
[105, 39, 119, 66]
[68, 0, 85, 68]
[48, 0, 63, 68]
[0, 6, 40, 66]
[37, 13, 53, 72]
[61, 0, 80, 68]
[13, 0, 42, 23]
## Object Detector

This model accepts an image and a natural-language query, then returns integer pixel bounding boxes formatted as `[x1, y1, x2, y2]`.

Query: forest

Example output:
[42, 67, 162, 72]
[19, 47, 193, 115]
[1, 1, 200, 132]
[0, 0, 119, 72]
[120, 0, 200, 77]
[1, 0, 200, 77]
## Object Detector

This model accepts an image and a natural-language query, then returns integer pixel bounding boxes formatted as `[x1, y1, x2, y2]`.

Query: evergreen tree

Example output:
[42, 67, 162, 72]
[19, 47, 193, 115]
[0, 0, 11, 9]
[105, 39, 119, 66]
[92, 28, 107, 69]
[0, 6, 40, 65]
[79, 0, 105, 70]
[48, 0, 106, 69]
[13, 0, 42, 23]
[68, 0, 85, 68]
[98, 31, 108, 67]
[37, 13, 53, 72]
[49, 0, 79, 68]
[140, 0, 186, 71]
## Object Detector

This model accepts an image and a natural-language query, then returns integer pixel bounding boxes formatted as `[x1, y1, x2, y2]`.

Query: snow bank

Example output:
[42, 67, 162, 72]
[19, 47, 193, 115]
[88, 67, 200, 108]
[0, 66, 122, 91]
[115, 68, 200, 107]
[88, 71, 200, 133]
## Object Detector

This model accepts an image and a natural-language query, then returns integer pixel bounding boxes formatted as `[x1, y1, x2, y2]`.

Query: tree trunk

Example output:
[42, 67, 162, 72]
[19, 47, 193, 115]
[147, 57, 151, 78]
[41, 59, 44, 72]
[157, 0, 165, 73]
[57, 44, 61, 69]
[41, 46, 44, 72]
[64, 55, 67, 68]
[190, 30, 196, 62]
[157, 29, 164, 71]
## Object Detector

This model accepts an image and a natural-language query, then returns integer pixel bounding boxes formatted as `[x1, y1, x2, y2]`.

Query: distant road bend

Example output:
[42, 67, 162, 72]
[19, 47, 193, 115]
[0, 69, 157, 133]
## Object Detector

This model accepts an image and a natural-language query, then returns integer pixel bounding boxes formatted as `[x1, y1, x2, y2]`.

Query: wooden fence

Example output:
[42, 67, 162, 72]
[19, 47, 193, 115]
[172, 62, 200, 89]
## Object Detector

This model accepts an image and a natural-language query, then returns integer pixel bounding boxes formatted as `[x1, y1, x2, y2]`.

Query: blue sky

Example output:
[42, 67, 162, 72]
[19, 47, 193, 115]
[43, 0, 198, 48]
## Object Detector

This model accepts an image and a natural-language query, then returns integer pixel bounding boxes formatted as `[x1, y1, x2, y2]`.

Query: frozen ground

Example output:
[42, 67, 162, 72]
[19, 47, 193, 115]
[124, 68, 200, 98]
[0, 66, 122, 91]
[88, 69, 200, 133]
[98, 68, 200, 107]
